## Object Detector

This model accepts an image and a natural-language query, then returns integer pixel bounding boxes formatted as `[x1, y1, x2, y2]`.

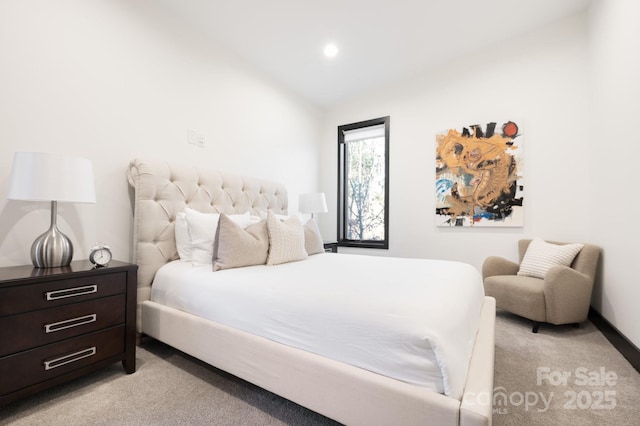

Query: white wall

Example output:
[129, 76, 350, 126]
[0, 0, 322, 266]
[321, 15, 591, 266]
[588, 0, 640, 347]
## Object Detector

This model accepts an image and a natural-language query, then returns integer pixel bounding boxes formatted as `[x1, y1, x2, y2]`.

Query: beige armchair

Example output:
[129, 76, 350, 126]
[482, 239, 600, 333]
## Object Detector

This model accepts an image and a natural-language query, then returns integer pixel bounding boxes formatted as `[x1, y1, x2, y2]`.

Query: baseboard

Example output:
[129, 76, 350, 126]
[589, 307, 640, 373]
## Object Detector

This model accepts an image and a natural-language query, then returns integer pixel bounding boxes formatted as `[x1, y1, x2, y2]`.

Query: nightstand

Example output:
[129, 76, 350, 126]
[323, 241, 338, 253]
[0, 260, 137, 405]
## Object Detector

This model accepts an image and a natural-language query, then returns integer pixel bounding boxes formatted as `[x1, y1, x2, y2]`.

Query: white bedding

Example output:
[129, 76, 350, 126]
[150, 253, 484, 399]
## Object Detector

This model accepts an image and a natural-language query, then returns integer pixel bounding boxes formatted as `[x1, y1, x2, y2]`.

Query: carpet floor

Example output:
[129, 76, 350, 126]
[1, 310, 638, 425]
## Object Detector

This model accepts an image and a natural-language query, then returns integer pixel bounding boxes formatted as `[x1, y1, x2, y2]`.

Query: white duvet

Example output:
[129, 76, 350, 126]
[150, 253, 485, 399]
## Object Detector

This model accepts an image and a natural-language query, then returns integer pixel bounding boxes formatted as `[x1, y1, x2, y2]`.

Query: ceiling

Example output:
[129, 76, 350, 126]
[156, 0, 592, 107]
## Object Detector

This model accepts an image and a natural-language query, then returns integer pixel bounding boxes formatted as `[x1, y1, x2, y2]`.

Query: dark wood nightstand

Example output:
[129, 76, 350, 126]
[323, 241, 338, 253]
[0, 260, 137, 405]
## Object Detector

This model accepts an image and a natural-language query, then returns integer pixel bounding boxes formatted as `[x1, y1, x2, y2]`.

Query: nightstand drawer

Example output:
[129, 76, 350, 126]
[0, 326, 124, 396]
[0, 294, 125, 357]
[0, 272, 126, 316]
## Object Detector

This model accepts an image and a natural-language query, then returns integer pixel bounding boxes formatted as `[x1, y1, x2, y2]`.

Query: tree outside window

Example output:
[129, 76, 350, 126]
[338, 117, 389, 249]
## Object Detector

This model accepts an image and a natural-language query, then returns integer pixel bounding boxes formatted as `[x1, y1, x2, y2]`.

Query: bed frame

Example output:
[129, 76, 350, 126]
[127, 158, 496, 426]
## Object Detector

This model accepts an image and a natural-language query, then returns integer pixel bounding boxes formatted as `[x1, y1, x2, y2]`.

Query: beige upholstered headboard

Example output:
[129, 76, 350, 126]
[127, 158, 288, 331]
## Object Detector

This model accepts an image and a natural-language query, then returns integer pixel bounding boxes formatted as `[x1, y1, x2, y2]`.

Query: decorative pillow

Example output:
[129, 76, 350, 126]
[247, 215, 263, 226]
[266, 210, 308, 265]
[183, 208, 252, 264]
[174, 210, 191, 261]
[213, 214, 269, 271]
[303, 219, 324, 255]
[517, 238, 584, 279]
[182, 208, 219, 264]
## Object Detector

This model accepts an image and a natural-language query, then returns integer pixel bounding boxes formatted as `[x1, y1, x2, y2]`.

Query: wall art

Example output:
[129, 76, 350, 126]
[435, 120, 523, 227]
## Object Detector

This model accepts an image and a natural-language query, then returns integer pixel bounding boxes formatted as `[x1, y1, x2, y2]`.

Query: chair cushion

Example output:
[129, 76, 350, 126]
[484, 275, 546, 322]
[517, 238, 584, 279]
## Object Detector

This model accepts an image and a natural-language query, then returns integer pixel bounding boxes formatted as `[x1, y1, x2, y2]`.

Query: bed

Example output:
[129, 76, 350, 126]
[127, 158, 496, 426]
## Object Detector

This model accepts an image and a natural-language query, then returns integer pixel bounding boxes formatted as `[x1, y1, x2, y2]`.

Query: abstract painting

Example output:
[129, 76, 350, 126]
[435, 120, 523, 227]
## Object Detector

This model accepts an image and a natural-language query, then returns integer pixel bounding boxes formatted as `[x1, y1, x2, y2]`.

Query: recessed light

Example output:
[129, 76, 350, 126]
[324, 43, 338, 58]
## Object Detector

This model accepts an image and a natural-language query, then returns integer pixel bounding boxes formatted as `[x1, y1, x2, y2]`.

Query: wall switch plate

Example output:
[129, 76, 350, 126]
[187, 129, 205, 147]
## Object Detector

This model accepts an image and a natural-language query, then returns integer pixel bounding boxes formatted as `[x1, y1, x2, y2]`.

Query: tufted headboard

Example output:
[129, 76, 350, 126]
[127, 158, 288, 332]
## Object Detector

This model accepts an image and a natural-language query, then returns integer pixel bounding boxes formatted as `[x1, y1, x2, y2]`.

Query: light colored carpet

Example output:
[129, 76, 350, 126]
[1, 311, 638, 425]
[0, 339, 338, 426]
[492, 311, 640, 426]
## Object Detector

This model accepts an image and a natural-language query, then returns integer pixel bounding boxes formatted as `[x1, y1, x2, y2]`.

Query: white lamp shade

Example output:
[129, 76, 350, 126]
[299, 192, 328, 214]
[8, 152, 96, 203]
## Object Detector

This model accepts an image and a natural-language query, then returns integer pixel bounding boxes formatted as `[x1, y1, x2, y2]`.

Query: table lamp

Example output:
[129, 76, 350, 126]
[7, 152, 96, 268]
[299, 192, 328, 219]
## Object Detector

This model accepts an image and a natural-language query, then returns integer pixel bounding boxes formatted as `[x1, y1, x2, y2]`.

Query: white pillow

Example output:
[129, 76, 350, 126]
[247, 215, 263, 227]
[181, 208, 252, 264]
[517, 238, 584, 279]
[183, 208, 221, 264]
[266, 210, 308, 265]
[174, 210, 191, 261]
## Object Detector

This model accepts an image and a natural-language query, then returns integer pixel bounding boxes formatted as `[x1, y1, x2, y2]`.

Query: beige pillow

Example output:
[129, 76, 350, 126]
[213, 214, 268, 271]
[517, 238, 584, 279]
[266, 210, 308, 265]
[183, 208, 252, 264]
[304, 219, 324, 255]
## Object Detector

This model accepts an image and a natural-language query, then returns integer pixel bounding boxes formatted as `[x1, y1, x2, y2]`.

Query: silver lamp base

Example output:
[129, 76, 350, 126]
[31, 201, 74, 268]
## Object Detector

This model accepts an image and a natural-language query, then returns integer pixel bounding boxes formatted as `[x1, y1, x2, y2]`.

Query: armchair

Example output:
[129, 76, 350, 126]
[482, 239, 600, 333]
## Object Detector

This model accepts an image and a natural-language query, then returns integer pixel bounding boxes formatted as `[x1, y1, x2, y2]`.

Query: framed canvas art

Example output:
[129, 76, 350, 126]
[435, 120, 523, 227]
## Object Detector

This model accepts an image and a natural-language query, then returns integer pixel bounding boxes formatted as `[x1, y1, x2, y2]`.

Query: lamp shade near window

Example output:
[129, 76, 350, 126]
[8, 152, 96, 268]
[299, 192, 327, 219]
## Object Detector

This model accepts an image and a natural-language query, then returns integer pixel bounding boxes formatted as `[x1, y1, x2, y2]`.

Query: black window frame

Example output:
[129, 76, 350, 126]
[337, 116, 390, 249]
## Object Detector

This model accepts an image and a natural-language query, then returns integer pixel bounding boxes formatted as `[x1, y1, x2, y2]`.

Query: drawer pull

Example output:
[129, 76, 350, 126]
[46, 285, 98, 301]
[44, 314, 97, 333]
[44, 347, 97, 371]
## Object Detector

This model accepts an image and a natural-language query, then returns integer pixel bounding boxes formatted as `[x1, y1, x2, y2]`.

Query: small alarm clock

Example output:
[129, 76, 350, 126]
[89, 243, 112, 267]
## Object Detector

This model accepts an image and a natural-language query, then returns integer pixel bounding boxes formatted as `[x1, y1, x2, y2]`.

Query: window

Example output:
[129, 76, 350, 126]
[338, 116, 389, 249]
